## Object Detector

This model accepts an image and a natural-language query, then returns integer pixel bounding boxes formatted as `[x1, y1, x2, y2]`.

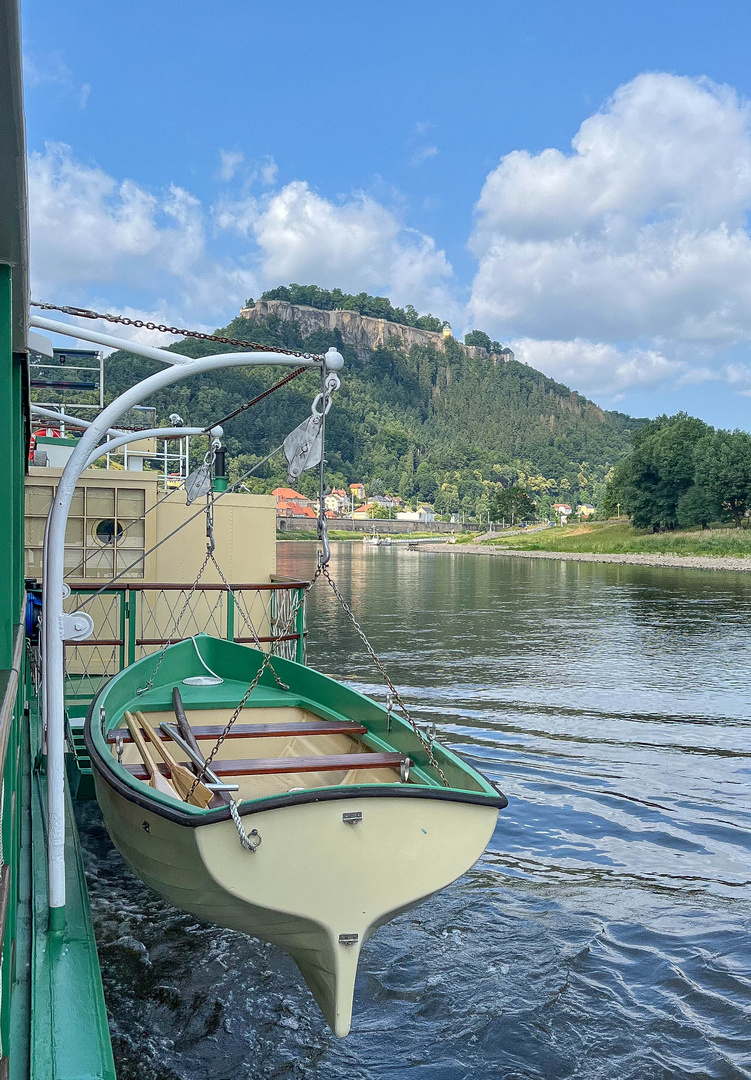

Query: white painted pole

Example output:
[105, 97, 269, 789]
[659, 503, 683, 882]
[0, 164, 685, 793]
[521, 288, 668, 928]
[42, 332, 343, 929]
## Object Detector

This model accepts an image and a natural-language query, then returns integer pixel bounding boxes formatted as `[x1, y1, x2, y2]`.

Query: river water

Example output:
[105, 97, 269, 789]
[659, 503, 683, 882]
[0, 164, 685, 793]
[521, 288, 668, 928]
[77, 543, 751, 1079]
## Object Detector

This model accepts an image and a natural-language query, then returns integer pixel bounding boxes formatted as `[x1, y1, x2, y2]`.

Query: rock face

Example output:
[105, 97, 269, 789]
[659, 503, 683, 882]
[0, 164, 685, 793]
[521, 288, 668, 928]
[239, 300, 493, 361]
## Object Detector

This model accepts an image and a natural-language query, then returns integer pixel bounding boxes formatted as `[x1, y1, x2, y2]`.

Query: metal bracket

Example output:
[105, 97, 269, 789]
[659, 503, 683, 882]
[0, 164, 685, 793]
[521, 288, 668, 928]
[338, 933, 359, 947]
[342, 811, 362, 825]
[59, 611, 95, 641]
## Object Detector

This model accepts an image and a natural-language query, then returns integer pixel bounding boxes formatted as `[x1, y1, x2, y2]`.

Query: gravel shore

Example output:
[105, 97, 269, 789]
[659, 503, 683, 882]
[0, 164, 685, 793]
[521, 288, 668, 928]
[418, 543, 751, 573]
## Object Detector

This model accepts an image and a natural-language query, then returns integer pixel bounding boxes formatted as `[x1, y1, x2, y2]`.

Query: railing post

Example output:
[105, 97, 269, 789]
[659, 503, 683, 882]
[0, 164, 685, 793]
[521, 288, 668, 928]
[118, 588, 126, 671]
[127, 589, 137, 666]
[226, 588, 235, 643]
[295, 587, 306, 665]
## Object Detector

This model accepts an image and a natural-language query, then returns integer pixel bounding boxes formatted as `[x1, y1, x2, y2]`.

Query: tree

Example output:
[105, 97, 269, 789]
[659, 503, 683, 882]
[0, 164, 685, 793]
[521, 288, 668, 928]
[491, 485, 535, 525]
[464, 330, 493, 351]
[693, 429, 751, 526]
[676, 486, 723, 529]
[614, 413, 712, 530]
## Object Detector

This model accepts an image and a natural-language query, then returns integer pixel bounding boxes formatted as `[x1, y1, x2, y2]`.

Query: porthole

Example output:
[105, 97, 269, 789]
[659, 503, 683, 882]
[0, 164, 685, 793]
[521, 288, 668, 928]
[93, 518, 124, 546]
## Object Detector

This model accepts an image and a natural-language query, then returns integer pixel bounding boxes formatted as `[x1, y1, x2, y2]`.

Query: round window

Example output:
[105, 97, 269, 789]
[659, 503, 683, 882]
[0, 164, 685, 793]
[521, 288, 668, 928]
[93, 519, 124, 546]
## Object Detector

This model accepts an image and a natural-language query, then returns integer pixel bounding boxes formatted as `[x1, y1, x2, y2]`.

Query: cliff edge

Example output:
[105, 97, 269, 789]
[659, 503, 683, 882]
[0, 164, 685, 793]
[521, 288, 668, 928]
[239, 299, 499, 361]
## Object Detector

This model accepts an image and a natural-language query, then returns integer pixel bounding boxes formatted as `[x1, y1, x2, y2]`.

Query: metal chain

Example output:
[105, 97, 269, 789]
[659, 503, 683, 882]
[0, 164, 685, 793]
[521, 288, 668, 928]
[137, 547, 213, 695]
[318, 565, 450, 786]
[30, 301, 322, 360]
[185, 569, 321, 801]
[207, 548, 289, 691]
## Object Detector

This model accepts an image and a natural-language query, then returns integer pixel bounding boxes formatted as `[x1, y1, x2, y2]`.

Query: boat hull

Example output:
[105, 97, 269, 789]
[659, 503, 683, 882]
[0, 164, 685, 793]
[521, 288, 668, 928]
[93, 770, 498, 1037]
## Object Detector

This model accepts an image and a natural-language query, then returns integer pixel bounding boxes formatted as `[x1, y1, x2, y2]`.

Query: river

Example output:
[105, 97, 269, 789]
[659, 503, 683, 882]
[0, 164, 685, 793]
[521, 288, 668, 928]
[76, 543, 751, 1079]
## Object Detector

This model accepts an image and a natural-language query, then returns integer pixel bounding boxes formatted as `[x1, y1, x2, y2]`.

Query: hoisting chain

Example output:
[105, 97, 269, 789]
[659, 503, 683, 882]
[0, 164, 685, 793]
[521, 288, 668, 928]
[30, 301, 322, 360]
[185, 575, 317, 802]
[317, 564, 450, 787]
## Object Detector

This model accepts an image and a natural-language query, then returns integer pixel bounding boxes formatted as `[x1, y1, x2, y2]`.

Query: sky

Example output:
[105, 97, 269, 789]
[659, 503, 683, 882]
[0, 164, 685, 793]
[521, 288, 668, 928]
[20, 0, 751, 427]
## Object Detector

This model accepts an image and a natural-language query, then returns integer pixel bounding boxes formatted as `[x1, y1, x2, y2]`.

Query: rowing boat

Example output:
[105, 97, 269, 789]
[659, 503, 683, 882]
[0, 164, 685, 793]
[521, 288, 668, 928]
[84, 633, 506, 1037]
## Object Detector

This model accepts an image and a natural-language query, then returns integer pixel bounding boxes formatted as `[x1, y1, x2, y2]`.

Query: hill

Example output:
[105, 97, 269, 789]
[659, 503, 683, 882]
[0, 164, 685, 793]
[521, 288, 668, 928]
[102, 296, 643, 517]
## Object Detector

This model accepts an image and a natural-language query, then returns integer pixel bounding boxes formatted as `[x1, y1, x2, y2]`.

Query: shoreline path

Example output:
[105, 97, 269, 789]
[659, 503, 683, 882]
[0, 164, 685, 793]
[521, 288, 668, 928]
[418, 543, 751, 573]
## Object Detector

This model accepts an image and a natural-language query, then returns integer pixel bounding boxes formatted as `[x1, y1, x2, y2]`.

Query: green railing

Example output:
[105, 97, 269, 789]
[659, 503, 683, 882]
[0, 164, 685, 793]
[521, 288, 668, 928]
[0, 615, 25, 1071]
[62, 580, 308, 702]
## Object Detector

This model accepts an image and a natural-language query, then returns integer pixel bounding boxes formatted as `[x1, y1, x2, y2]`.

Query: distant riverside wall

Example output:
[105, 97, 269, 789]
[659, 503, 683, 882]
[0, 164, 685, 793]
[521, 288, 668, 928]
[277, 518, 481, 535]
[240, 300, 494, 361]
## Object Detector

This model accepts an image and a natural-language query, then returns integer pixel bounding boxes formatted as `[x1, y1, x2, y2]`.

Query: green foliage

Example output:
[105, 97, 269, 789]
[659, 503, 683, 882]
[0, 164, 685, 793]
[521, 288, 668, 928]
[260, 284, 446, 330]
[464, 330, 493, 351]
[490, 485, 535, 524]
[613, 413, 712, 530]
[102, 303, 641, 519]
[613, 414, 751, 531]
[693, 429, 751, 526]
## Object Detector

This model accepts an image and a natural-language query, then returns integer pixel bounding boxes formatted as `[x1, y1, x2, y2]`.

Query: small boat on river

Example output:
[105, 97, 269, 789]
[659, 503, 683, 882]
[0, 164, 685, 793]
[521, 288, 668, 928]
[84, 633, 506, 1037]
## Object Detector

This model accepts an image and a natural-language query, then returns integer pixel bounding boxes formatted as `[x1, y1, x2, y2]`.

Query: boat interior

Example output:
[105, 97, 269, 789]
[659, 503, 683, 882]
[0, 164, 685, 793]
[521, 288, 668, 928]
[107, 692, 412, 805]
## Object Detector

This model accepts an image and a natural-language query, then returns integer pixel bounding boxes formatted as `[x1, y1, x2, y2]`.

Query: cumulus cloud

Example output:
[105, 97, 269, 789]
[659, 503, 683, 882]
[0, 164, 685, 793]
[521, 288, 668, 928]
[29, 143, 454, 336]
[469, 73, 751, 394]
[511, 338, 685, 398]
[217, 179, 454, 314]
[29, 142, 256, 323]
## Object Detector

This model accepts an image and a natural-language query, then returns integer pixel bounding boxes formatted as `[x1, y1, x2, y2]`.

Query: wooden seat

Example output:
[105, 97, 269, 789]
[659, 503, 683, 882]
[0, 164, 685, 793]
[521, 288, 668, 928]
[108, 720, 368, 744]
[124, 751, 406, 780]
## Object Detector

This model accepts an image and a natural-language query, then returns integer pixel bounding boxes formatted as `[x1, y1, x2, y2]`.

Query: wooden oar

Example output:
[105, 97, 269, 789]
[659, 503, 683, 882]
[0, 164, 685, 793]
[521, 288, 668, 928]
[172, 686, 202, 757]
[123, 710, 176, 798]
[136, 711, 213, 808]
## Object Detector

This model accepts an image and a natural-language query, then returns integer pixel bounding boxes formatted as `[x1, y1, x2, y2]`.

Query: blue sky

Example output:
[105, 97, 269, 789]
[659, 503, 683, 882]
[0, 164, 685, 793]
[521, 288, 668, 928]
[21, 0, 751, 427]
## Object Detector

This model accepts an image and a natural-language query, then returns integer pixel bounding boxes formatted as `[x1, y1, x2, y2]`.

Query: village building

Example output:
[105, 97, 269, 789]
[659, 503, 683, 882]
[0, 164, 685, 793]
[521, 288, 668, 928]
[396, 503, 436, 523]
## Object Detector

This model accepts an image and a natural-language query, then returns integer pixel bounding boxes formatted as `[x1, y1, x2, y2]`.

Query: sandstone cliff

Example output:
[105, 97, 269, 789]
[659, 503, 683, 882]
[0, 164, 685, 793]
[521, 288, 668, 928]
[239, 299, 496, 361]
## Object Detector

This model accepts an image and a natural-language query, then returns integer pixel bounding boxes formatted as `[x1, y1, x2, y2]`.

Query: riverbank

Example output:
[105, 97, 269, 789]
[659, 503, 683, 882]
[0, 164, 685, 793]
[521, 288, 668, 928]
[419, 542, 751, 572]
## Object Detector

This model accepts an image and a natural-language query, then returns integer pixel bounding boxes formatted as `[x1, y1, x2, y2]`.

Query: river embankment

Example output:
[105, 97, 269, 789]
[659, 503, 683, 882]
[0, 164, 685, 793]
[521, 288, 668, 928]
[419, 542, 751, 572]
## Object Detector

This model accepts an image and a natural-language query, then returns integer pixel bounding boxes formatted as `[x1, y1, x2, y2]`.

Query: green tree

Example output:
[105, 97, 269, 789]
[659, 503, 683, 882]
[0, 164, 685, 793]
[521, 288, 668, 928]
[464, 330, 492, 351]
[614, 413, 712, 530]
[676, 486, 723, 529]
[491, 485, 535, 525]
[693, 429, 751, 526]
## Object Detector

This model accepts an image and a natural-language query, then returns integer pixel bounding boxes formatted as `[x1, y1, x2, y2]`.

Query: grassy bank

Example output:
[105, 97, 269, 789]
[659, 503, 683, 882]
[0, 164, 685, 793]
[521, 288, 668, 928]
[484, 522, 751, 557]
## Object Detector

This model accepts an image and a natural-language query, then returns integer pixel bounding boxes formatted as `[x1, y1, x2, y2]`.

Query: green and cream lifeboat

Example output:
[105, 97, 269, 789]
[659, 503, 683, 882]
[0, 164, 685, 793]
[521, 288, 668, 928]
[84, 634, 507, 1037]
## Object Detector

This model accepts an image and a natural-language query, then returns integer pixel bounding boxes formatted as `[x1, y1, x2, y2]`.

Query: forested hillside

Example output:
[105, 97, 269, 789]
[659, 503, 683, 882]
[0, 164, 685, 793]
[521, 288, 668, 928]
[103, 304, 642, 517]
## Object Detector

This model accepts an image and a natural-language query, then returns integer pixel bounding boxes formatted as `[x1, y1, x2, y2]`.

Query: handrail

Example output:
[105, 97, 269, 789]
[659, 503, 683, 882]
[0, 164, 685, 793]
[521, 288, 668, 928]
[0, 602, 26, 779]
[69, 581, 310, 592]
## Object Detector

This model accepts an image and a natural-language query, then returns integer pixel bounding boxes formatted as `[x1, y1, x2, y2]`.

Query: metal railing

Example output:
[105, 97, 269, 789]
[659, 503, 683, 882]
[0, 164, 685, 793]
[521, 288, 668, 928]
[62, 579, 308, 701]
[0, 612, 26, 1067]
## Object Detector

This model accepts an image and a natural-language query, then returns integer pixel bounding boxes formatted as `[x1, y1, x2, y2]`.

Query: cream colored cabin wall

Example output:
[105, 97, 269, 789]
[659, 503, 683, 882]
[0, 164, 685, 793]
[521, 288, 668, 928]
[25, 468, 276, 587]
[154, 493, 276, 584]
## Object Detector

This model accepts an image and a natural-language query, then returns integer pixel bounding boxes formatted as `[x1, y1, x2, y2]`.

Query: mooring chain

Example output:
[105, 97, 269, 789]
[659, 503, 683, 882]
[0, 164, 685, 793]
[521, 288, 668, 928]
[30, 300, 321, 360]
[318, 565, 450, 787]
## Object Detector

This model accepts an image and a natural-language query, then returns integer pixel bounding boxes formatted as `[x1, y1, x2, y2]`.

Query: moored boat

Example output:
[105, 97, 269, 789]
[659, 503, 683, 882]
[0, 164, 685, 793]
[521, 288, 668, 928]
[84, 633, 506, 1037]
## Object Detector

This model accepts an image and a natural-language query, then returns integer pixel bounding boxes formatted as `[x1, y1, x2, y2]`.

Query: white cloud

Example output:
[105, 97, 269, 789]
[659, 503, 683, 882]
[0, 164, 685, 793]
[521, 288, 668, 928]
[469, 73, 751, 392]
[511, 338, 685, 398]
[29, 144, 454, 337]
[218, 150, 243, 182]
[29, 142, 256, 323]
[409, 145, 438, 167]
[217, 179, 454, 314]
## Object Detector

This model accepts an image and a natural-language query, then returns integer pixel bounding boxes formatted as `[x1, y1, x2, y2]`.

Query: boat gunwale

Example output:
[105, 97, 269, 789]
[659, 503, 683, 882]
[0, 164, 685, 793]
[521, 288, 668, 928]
[81, 638, 508, 826]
